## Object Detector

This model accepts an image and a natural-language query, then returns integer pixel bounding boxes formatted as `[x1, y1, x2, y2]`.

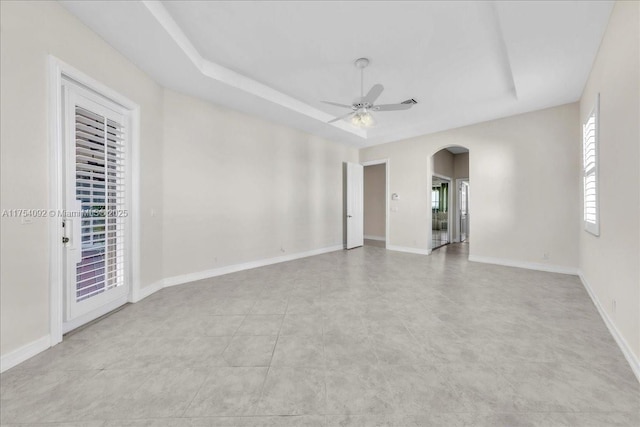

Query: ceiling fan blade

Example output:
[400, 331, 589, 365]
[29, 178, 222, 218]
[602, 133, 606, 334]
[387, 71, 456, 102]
[328, 111, 355, 124]
[363, 84, 384, 104]
[373, 103, 413, 111]
[322, 101, 353, 109]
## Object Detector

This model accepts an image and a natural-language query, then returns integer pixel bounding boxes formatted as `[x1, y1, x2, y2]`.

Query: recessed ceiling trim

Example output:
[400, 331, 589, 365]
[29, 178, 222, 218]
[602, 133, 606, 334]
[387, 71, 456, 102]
[141, 0, 366, 139]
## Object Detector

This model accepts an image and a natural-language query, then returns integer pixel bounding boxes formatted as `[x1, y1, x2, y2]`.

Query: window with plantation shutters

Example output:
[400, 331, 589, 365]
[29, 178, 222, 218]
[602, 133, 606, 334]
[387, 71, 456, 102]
[74, 106, 127, 302]
[582, 95, 599, 236]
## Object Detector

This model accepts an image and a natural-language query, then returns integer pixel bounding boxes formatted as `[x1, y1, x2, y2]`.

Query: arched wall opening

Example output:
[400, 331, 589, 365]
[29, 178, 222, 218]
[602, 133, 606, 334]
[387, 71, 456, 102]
[428, 145, 470, 253]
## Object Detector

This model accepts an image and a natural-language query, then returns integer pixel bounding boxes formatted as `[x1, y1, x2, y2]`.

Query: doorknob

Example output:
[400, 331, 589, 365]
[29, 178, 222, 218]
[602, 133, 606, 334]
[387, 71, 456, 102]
[347, 215, 352, 218]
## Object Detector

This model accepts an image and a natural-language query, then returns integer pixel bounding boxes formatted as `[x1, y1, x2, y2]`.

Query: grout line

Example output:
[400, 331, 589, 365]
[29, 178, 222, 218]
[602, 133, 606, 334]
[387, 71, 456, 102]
[252, 288, 290, 415]
[179, 369, 212, 418]
[321, 276, 329, 417]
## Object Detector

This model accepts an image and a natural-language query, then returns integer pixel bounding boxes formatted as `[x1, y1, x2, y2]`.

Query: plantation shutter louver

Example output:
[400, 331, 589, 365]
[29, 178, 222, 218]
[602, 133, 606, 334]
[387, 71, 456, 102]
[582, 96, 599, 236]
[75, 106, 126, 302]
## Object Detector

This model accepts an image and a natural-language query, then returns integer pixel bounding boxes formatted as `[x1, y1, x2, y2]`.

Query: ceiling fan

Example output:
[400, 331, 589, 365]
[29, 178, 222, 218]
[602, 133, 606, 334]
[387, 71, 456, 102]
[323, 58, 417, 128]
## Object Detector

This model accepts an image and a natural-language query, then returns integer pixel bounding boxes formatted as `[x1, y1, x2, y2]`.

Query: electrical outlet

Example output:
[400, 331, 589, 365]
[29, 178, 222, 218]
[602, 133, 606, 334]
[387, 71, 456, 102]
[280, 247, 285, 253]
[542, 252, 549, 260]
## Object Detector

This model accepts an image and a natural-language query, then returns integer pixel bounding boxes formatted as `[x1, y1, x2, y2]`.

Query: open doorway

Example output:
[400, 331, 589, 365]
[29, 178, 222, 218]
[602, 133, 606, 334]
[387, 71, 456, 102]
[431, 175, 451, 249]
[363, 161, 387, 248]
[431, 146, 469, 251]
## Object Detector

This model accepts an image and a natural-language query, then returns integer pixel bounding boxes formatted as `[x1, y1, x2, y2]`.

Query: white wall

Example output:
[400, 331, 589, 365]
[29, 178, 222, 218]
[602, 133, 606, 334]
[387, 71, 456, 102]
[0, 1, 356, 364]
[0, 1, 164, 357]
[361, 103, 580, 269]
[579, 1, 640, 362]
[162, 90, 357, 281]
[1, 0, 633, 376]
[364, 164, 386, 239]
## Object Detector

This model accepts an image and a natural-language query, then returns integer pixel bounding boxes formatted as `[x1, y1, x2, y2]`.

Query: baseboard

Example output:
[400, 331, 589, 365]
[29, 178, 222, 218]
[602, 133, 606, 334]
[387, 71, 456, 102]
[364, 235, 385, 242]
[1, 246, 344, 372]
[1, 335, 50, 373]
[163, 244, 344, 288]
[130, 279, 164, 303]
[579, 272, 640, 383]
[386, 245, 431, 255]
[468, 255, 579, 275]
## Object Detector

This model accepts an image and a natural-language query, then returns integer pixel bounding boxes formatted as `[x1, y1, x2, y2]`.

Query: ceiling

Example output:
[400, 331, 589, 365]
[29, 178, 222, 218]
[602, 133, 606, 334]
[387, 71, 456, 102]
[61, 1, 614, 148]
[446, 147, 469, 155]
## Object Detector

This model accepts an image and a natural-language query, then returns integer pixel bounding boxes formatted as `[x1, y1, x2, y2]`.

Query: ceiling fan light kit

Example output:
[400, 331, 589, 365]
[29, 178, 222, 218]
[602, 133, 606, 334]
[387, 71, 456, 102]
[351, 110, 375, 127]
[323, 57, 416, 128]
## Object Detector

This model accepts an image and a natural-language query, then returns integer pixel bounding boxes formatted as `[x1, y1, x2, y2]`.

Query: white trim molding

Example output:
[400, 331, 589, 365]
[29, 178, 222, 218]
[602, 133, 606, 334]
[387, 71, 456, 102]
[364, 235, 385, 241]
[0, 336, 51, 373]
[47, 55, 141, 345]
[163, 245, 343, 288]
[1, 245, 343, 372]
[455, 177, 470, 244]
[579, 272, 640, 383]
[62, 296, 128, 335]
[141, 0, 364, 139]
[131, 280, 164, 303]
[387, 245, 432, 256]
[468, 255, 579, 275]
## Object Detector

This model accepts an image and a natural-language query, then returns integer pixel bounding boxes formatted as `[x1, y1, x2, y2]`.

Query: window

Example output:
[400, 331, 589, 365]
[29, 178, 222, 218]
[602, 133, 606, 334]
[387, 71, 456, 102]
[432, 189, 440, 210]
[582, 94, 599, 236]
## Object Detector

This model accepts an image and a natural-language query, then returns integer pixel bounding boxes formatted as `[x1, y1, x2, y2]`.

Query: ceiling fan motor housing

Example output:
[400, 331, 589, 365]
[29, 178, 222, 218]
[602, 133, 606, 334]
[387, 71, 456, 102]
[323, 57, 415, 126]
[353, 101, 373, 110]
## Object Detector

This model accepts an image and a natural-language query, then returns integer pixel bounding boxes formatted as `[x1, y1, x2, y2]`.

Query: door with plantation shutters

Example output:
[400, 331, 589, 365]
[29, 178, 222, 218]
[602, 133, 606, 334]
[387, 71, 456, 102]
[62, 82, 130, 331]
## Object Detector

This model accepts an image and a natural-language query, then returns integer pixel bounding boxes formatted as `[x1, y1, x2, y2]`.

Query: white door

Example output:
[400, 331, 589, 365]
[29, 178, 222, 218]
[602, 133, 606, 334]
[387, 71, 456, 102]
[459, 181, 469, 242]
[62, 82, 130, 332]
[346, 162, 364, 249]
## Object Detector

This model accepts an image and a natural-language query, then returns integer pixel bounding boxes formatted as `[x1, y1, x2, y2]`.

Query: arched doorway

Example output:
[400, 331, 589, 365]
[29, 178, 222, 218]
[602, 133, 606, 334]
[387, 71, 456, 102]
[430, 146, 469, 251]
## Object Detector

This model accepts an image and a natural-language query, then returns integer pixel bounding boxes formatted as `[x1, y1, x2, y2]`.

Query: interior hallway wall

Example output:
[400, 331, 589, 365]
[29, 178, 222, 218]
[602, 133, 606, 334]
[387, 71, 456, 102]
[579, 1, 640, 365]
[454, 153, 469, 179]
[364, 164, 386, 240]
[433, 149, 454, 178]
[451, 152, 470, 242]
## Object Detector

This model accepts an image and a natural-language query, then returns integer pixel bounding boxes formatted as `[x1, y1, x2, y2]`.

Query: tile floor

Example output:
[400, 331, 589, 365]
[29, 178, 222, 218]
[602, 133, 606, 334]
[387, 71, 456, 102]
[1, 244, 639, 426]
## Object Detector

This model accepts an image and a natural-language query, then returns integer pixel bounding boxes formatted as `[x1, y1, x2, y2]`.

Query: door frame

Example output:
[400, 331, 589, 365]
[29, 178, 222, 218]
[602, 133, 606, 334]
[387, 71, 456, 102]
[48, 56, 141, 346]
[431, 173, 453, 249]
[455, 178, 469, 243]
[361, 159, 389, 249]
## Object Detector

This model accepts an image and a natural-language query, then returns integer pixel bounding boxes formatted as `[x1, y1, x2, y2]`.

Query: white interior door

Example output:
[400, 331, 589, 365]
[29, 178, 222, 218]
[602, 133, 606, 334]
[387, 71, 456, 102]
[346, 162, 364, 249]
[62, 82, 129, 332]
[459, 181, 469, 242]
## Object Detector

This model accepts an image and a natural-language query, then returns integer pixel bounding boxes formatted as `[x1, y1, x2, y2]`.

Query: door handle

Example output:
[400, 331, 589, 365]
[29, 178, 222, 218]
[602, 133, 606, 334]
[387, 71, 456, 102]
[347, 215, 352, 218]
